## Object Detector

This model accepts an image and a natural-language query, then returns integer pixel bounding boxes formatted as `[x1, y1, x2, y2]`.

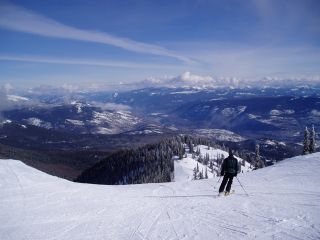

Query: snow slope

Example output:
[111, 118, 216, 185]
[1, 153, 320, 240]
[174, 155, 214, 181]
[174, 145, 251, 181]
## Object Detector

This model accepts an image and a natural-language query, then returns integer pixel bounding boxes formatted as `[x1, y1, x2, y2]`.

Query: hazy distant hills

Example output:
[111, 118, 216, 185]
[106, 86, 320, 143]
[171, 96, 320, 141]
[2, 101, 169, 135]
[0, 85, 318, 175]
[2, 85, 320, 144]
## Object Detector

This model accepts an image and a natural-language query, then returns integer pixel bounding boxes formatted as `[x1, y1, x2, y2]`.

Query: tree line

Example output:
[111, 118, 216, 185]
[76, 136, 185, 185]
[76, 135, 263, 185]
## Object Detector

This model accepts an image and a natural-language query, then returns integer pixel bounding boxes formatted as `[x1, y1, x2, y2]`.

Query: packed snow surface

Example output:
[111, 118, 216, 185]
[1, 153, 320, 239]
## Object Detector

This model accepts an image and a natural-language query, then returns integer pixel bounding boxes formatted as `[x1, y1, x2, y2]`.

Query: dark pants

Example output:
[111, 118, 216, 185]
[219, 173, 234, 193]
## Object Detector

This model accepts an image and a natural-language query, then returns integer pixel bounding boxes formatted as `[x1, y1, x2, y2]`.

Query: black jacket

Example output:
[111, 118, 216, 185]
[221, 154, 239, 176]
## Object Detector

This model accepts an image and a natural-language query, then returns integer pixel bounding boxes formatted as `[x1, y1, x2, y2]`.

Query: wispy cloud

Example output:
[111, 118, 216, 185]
[0, 55, 181, 69]
[167, 40, 320, 78]
[0, 2, 192, 63]
[249, 0, 320, 43]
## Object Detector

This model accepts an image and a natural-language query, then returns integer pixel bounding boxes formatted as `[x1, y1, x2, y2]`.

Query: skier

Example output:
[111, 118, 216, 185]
[219, 149, 239, 196]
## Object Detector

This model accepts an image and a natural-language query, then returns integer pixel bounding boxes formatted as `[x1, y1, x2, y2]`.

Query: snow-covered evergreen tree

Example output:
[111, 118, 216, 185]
[196, 148, 200, 155]
[205, 167, 208, 179]
[199, 170, 204, 179]
[198, 155, 203, 163]
[241, 159, 245, 166]
[209, 160, 213, 171]
[309, 125, 316, 153]
[255, 144, 260, 161]
[254, 144, 264, 169]
[303, 127, 310, 155]
[188, 142, 194, 153]
[193, 167, 198, 180]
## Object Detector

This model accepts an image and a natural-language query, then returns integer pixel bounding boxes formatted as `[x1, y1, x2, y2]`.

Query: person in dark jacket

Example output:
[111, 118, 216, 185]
[219, 149, 239, 195]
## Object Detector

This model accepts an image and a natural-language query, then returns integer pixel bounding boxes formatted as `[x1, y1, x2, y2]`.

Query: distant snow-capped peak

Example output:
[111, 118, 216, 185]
[7, 95, 29, 102]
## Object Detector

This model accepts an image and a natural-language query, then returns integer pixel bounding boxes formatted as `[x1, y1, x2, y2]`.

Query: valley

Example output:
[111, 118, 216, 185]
[0, 85, 319, 181]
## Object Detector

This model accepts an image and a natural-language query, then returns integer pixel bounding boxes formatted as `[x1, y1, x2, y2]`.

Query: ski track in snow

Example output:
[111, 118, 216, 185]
[1, 153, 320, 239]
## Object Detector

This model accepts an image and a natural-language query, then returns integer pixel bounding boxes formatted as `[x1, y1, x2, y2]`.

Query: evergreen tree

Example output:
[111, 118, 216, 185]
[241, 159, 245, 166]
[234, 150, 239, 157]
[255, 144, 260, 161]
[196, 147, 200, 155]
[205, 167, 208, 179]
[193, 167, 198, 180]
[209, 160, 213, 170]
[179, 151, 184, 160]
[254, 144, 264, 169]
[76, 134, 244, 185]
[189, 142, 194, 153]
[203, 153, 209, 165]
[199, 169, 204, 179]
[309, 125, 316, 153]
[303, 127, 310, 155]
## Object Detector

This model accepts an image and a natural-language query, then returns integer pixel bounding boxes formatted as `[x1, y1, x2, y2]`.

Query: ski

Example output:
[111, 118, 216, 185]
[226, 190, 235, 196]
[217, 190, 235, 197]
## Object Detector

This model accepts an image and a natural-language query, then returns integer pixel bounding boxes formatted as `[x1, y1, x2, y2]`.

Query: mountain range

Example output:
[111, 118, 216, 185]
[0, 84, 319, 180]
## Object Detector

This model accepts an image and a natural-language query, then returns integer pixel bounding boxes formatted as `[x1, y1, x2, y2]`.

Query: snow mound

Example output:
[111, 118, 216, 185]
[1, 153, 320, 239]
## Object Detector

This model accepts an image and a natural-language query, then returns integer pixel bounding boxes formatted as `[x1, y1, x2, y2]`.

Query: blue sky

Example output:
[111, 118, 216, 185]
[0, 0, 319, 87]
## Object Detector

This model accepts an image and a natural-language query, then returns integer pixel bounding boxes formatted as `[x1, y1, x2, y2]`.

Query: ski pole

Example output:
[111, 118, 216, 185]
[213, 176, 222, 189]
[236, 176, 249, 197]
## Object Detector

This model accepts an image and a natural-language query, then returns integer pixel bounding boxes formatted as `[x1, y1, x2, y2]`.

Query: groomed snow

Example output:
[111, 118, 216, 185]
[1, 153, 320, 240]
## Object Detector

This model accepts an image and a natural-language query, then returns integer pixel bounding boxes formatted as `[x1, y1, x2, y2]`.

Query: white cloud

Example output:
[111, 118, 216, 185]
[143, 72, 231, 88]
[311, 110, 320, 117]
[179, 72, 214, 83]
[93, 103, 131, 111]
[2, 83, 13, 93]
[0, 55, 180, 69]
[0, 2, 191, 63]
[142, 71, 320, 89]
[0, 85, 14, 116]
[165, 39, 320, 78]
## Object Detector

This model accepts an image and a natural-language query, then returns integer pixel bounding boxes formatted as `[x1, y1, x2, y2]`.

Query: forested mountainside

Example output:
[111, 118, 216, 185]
[76, 137, 184, 184]
[76, 135, 257, 185]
